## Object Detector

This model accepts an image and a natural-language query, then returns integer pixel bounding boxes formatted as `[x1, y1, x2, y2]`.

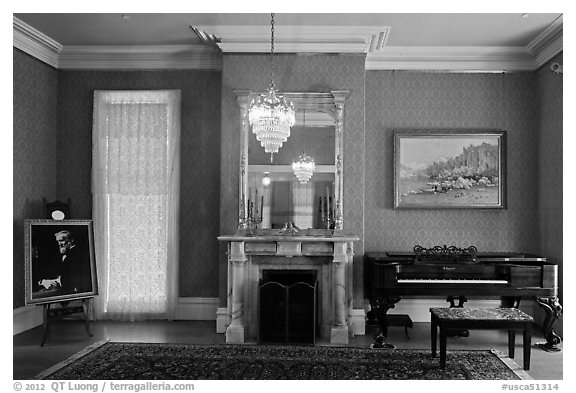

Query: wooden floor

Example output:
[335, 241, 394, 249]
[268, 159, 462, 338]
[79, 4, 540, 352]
[13, 319, 563, 380]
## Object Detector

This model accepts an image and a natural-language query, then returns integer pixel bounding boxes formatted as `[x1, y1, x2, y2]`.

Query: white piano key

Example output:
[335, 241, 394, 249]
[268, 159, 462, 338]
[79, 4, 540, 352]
[397, 279, 509, 284]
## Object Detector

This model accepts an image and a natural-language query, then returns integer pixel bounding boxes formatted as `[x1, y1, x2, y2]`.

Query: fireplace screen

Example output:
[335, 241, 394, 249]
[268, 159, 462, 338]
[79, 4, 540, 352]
[258, 270, 317, 344]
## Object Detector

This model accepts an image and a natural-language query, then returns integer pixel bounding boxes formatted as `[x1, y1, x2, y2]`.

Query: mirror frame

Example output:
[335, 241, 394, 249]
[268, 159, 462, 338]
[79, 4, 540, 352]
[234, 90, 349, 234]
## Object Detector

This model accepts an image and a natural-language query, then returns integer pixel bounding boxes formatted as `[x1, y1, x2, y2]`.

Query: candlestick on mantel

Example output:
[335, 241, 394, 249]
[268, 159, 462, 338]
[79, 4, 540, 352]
[288, 183, 292, 223]
[260, 195, 264, 222]
[255, 189, 259, 220]
[332, 191, 336, 221]
[325, 187, 330, 221]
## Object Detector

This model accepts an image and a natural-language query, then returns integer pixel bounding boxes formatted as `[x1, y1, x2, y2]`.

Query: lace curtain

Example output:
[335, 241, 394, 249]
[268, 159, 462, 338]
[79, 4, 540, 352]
[92, 90, 181, 321]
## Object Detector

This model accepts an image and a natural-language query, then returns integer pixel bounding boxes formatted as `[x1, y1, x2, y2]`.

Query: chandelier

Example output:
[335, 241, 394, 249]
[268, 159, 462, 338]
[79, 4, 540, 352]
[248, 13, 295, 162]
[292, 152, 316, 184]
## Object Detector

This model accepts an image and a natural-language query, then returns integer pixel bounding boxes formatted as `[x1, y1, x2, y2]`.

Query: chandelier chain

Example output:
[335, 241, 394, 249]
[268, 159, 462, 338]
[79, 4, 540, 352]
[270, 13, 275, 88]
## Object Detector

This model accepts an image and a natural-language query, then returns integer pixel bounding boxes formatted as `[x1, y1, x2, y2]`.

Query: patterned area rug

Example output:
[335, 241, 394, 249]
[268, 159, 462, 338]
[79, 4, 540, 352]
[35, 341, 531, 380]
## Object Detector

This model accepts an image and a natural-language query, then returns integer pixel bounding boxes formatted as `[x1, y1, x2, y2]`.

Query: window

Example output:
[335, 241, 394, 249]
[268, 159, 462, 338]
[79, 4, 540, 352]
[92, 90, 181, 321]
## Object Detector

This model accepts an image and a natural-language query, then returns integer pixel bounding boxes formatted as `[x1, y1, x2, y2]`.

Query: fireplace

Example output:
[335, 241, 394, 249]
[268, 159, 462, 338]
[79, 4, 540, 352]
[217, 234, 362, 344]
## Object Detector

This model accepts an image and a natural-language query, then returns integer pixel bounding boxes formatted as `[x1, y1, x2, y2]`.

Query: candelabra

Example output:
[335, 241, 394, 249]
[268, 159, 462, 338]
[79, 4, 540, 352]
[247, 199, 262, 231]
[319, 196, 335, 230]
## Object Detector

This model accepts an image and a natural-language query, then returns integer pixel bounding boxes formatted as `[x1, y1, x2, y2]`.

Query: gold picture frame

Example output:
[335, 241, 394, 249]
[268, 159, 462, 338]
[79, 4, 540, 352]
[24, 219, 98, 304]
[394, 129, 507, 209]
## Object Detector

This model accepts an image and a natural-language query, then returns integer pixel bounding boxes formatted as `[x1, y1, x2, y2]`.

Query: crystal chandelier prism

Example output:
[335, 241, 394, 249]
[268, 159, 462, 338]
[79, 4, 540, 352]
[248, 13, 295, 162]
[292, 152, 316, 184]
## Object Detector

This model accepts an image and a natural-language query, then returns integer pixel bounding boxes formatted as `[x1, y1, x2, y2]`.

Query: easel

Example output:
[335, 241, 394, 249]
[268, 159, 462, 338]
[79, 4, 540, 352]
[39, 297, 93, 346]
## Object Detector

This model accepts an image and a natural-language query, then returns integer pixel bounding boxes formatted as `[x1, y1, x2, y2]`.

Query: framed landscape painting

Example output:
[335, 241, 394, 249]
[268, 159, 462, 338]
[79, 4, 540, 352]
[24, 219, 98, 305]
[394, 130, 506, 209]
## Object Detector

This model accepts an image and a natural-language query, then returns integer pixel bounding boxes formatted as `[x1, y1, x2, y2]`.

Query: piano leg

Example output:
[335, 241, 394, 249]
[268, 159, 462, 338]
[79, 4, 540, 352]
[371, 296, 401, 349]
[536, 296, 563, 352]
[366, 308, 378, 326]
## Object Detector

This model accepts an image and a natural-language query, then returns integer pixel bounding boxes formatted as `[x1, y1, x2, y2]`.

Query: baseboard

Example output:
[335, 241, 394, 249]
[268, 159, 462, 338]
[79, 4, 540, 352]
[349, 309, 366, 336]
[16, 297, 552, 337]
[176, 297, 219, 321]
[13, 305, 43, 335]
[216, 307, 229, 333]
[14, 298, 219, 335]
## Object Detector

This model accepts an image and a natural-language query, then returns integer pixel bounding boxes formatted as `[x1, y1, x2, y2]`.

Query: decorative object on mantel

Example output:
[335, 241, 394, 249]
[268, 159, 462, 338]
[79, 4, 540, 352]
[248, 13, 296, 163]
[320, 187, 335, 229]
[246, 188, 263, 230]
[279, 221, 300, 235]
[292, 152, 316, 184]
[35, 341, 532, 380]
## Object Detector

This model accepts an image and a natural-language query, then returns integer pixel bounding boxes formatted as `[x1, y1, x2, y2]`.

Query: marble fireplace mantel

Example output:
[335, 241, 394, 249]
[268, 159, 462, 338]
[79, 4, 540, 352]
[217, 233, 362, 344]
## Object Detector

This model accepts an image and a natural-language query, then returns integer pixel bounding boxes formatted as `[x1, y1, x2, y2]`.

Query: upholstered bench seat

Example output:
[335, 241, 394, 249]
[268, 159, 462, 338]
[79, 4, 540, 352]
[430, 307, 534, 370]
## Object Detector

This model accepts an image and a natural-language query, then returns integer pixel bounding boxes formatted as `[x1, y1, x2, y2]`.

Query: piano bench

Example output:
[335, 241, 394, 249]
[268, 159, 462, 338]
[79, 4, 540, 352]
[429, 307, 534, 371]
[387, 314, 413, 338]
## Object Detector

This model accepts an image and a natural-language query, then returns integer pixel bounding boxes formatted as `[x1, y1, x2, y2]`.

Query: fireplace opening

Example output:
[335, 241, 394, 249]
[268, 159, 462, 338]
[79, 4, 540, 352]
[258, 270, 318, 344]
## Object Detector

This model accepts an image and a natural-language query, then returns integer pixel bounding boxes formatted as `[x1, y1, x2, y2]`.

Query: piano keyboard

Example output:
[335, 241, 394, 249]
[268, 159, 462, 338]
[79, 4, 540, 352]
[398, 278, 509, 284]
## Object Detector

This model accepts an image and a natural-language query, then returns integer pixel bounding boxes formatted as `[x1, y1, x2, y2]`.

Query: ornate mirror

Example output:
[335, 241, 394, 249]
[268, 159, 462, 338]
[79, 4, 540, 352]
[235, 90, 349, 234]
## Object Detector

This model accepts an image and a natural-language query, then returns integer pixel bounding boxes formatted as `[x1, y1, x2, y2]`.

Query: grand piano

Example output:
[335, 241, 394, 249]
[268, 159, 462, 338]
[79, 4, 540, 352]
[365, 245, 562, 351]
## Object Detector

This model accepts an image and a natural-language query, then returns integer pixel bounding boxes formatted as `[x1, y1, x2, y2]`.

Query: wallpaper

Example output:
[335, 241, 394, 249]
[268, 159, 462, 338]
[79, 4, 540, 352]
[55, 70, 222, 298]
[364, 71, 540, 253]
[13, 49, 563, 314]
[536, 53, 563, 312]
[220, 54, 367, 307]
[13, 48, 59, 308]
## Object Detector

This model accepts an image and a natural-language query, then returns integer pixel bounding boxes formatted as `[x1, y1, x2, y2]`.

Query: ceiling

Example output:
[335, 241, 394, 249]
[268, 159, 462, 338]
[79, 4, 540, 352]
[13, 13, 563, 71]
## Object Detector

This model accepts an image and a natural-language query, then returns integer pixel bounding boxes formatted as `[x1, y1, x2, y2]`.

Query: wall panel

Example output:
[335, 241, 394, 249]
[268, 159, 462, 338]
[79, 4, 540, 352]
[13, 48, 58, 308]
[364, 71, 539, 253]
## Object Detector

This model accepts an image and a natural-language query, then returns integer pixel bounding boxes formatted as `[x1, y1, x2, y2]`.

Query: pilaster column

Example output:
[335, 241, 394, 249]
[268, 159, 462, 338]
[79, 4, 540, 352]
[226, 241, 247, 343]
[234, 90, 252, 230]
[331, 90, 348, 232]
[331, 241, 349, 344]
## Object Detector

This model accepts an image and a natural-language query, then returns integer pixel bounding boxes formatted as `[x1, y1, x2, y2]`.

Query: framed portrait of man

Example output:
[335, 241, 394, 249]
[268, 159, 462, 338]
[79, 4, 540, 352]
[24, 219, 98, 304]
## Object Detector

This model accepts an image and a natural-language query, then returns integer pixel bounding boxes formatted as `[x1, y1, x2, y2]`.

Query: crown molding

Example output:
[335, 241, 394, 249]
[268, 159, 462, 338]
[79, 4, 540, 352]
[365, 46, 537, 72]
[196, 25, 391, 54]
[57, 45, 222, 70]
[13, 17, 562, 72]
[13, 16, 61, 68]
[365, 17, 563, 72]
[527, 15, 563, 69]
[13, 16, 222, 71]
